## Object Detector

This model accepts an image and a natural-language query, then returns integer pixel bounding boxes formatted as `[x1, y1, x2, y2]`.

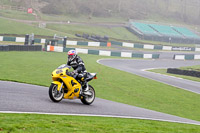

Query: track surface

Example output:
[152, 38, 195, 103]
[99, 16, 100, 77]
[0, 82, 200, 125]
[99, 59, 200, 94]
[0, 59, 200, 125]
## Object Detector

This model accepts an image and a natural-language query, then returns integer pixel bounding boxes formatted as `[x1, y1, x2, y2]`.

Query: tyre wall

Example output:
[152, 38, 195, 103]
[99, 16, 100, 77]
[0, 45, 42, 51]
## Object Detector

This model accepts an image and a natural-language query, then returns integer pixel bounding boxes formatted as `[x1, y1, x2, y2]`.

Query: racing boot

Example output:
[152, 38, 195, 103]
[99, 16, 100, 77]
[82, 82, 91, 95]
[82, 80, 89, 91]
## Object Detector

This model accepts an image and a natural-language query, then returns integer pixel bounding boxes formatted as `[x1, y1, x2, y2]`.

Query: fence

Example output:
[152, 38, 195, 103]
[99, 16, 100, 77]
[1, 36, 200, 52]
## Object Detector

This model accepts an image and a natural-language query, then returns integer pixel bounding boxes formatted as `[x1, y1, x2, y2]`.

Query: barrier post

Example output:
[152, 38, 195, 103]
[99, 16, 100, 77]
[31, 33, 34, 45]
[24, 34, 29, 45]
[63, 36, 67, 48]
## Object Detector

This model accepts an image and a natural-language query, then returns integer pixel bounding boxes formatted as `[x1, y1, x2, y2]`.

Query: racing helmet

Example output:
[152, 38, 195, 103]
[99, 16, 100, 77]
[68, 50, 77, 61]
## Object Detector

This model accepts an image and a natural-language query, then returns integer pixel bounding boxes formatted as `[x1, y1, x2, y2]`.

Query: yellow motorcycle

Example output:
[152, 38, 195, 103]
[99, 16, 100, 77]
[49, 64, 97, 105]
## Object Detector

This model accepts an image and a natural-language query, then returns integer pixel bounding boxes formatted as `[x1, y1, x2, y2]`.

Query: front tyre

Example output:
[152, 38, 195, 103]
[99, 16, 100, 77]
[81, 85, 95, 105]
[49, 83, 64, 102]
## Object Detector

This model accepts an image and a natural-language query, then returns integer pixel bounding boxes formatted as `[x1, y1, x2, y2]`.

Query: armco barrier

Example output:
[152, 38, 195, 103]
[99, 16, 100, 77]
[1, 36, 199, 52]
[47, 45, 160, 59]
[167, 68, 200, 78]
[173, 54, 200, 60]
[0, 45, 42, 51]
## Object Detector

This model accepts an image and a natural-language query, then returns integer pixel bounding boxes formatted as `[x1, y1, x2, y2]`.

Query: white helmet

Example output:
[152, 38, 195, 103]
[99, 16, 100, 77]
[68, 50, 77, 61]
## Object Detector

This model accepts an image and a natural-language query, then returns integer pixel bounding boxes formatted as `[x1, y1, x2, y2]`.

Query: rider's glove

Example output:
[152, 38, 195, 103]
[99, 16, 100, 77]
[70, 70, 77, 76]
[73, 70, 78, 74]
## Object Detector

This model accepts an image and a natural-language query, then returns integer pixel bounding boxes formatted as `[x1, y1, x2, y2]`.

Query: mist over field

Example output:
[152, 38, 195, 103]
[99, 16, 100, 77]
[1, 0, 200, 25]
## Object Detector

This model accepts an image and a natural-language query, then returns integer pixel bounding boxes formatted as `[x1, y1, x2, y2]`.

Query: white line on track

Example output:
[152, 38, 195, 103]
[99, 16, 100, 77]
[141, 68, 200, 94]
[97, 59, 200, 94]
[141, 67, 184, 80]
[1, 111, 200, 125]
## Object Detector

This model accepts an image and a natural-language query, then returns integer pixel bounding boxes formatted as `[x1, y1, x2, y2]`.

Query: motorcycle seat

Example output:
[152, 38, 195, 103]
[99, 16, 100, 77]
[85, 73, 96, 82]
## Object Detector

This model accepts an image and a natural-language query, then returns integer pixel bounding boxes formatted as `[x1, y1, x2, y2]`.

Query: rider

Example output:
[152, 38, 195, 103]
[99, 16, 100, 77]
[67, 50, 88, 92]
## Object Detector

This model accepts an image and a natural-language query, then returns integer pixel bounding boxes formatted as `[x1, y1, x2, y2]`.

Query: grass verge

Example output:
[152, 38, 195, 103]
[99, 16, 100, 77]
[0, 113, 200, 133]
[149, 67, 200, 82]
[0, 52, 200, 122]
[180, 65, 200, 71]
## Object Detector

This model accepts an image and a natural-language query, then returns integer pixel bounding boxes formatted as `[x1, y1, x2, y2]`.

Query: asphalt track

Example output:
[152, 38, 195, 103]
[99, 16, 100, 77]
[98, 59, 200, 94]
[0, 59, 200, 125]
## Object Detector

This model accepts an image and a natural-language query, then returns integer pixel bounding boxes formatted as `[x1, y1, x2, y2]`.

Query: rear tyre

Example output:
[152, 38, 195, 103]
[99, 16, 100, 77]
[49, 83, 64, 102]
[81, 85, 95, 105]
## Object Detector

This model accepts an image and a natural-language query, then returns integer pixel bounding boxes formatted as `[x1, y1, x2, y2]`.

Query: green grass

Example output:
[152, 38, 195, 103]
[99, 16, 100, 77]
[149, 66, 200, 82]
[0, 113, 200, 133]
[0, 52, 200, 122]
[0, 9, 126, 23]
[0, 0, 13, 5]
[0, 17, 66, 36]
[0, 9, 36, 20]
[40, 13, 127, 23]
[180, 65, 200, 72]
[46, 24, 139, 41]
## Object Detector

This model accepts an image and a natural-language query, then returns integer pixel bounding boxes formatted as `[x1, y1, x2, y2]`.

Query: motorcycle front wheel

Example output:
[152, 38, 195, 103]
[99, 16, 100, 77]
[49, 83, 64, 102]
[81, 85, 95, 105]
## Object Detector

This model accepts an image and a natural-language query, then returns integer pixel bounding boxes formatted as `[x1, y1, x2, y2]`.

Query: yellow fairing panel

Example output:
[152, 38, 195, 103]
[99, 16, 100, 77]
[60, 77, 81, 99]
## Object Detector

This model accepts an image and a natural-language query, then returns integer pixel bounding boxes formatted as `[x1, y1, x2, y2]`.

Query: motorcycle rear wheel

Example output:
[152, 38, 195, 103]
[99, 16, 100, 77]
[81, 85, 95, 105]
[49, 83, 64, 102]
